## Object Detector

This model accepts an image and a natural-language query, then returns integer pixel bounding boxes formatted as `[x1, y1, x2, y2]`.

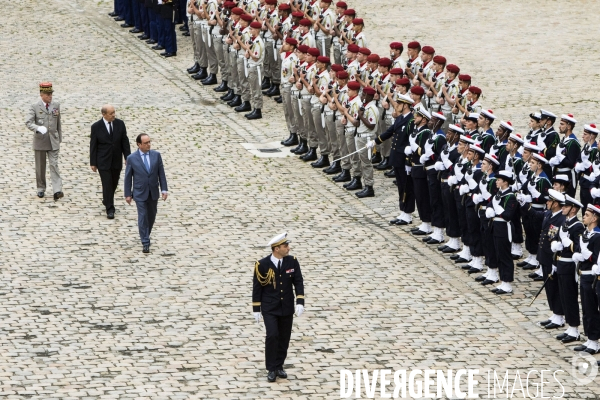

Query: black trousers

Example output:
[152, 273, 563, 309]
[441, 183, 460, 237]
[494, 234, 513, 282]
[523, 212, 542, 255]
[581, 275, 600, 340]
[263, 313, 294, 372]
[466, 206, 483, 257]
[454, 190, 468, 244]
[394, 165, 415, 214]
[427, 171, 444, 228]
[413, 176, 431, 223]
[511, 207, 524, 244]
[580, 186, 593, 211]
[542, 263, 563, 315]
[557, 267, 580, 326]
[482, 219, 497, 268]
[99, 168, 122, 214]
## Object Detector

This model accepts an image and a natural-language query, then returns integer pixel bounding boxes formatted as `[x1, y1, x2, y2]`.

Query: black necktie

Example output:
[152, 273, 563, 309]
[277, 260, 281, 270]
[45, 103, 49, 111]
[109, 122, 113, 135]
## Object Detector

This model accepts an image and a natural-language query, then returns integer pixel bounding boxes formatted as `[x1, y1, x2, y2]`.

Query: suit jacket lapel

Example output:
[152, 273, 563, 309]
[38, 100, 48, 114]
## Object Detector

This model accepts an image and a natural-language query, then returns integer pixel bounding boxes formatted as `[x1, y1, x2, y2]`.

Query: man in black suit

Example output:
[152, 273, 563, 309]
[90, 105, 131, 219]
[252, 232, 305, 382]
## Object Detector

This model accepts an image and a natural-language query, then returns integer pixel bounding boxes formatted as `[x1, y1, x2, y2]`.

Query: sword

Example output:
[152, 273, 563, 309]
[331, 145, 367, 163]
[529, 273, 554, 306]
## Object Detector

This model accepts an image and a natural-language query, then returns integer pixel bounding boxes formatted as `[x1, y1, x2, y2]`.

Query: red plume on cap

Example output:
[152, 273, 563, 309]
[491, 154, 498, 160]
[514, 132, 521, 138]
[592, 124, 597, 128]
[455, 124, 461, 128]
[487, 109, 493, 114]
[568, 114, 574, 117]
[506, 121, 512, 126]
[465, 135, 471, 139]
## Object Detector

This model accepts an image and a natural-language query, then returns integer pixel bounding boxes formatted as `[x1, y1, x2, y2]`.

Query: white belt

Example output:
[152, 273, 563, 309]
[530, 204, 545, 209]
[238, 54, 246, 59]
[301, 94, 312, 99]
[357, 133, 374, 138]
[265, 38, 275, 42]
[412, 164, 423, 167]
[579, 270, 594, 275]
[282, 83, 293, 88]
[324, 111, 334, 116]
[212, 34, 221, 38]
[557, 257, 573, 262]
[425, 165, 436, 171]
[480, 206, 487, 210]
[557, 168, 571, 172]
[493, 217, 512, 241]
[441, 178, 448, 183]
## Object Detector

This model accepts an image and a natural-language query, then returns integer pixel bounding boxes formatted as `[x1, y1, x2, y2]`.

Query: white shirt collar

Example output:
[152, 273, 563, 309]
[270, 255, 282, 268]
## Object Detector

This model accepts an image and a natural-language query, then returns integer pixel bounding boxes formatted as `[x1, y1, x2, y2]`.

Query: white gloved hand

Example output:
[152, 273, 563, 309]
[584, 170, 596, 182]
[37, 126, 47, 134]
[366, 139, 375, 150]
[405, 165, 412, 174]
[549, 157, 560, 167]
[550, 241, 564, 253]
[442, 157, 453, 169]
[523, 194, 532, 203]
[459, 184, 469, 195]
[592, 264, 600, 275]
[582, 151, 591, 162]
[591, 188, 600, 199]
[434, 161, 445, 171]
[253, 312, 261, 323]
[511, 182, 521, 192]
[419, 154, 428, 164]
[559, 226, 572, 247]
[295, 304, 304, 317]
[572, 252, 586, 263]
[485, 208, 496, 219]
[528, 182, 541, 198]
[551, 265, 557, 275]
[556, 153, 566, 162]
[493, 203, 504, 215]
[472, 193, 483, 204]
[440, 151, 449, 162]
[404, 146, 412, 156]
[447, 175, 457, 186]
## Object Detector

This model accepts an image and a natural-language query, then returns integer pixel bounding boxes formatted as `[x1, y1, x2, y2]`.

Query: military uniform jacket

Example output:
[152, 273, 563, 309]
[25, 99, 62, 151]
[556, 217, 585, 275]
[477, 174, 498, 220]
[409, 126, 430, 178]
[440, 144, 460, 180]
[579, 143, 598, 189]
[423, 130, 447, 170]
[578, 228, 600, 271]
[375, 111, 414, 168]
[491, 189, 518, 238]
[527, 209, 566, 266]
[252, 255, 304, 316]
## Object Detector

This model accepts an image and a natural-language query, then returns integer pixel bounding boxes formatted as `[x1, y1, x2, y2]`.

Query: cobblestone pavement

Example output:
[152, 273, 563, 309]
[1, 0, 599, 398]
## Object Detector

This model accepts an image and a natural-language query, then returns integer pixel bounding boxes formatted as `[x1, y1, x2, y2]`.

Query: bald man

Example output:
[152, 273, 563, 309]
[90, 105, 131, 219]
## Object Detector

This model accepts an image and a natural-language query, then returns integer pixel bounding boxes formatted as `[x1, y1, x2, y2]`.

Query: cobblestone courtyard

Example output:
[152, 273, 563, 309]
[1, 0, 599, 398]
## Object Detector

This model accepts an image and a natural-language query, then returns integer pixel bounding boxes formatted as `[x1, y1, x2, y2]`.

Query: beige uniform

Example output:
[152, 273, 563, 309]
[315, 7, 335, 57]
[204, 0, 219, 74]
[311, 68, 331, 155]
[247, 35, 265, 109]
[236, 26, 252, 102]
[344, 95, 362, 177]
[281, 51, 299, 134]
[301, 62, 318, 149]
[355, 100, 379, 186]
[334, 86, 350, 170]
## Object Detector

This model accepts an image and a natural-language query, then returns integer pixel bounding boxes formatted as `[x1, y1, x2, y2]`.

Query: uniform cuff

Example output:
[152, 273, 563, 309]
[252, 302, 261, 312]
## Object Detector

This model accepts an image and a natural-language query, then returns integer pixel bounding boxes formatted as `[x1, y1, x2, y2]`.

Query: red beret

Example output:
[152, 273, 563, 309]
[331, 64, 344, 72]
[378, 57, 392, 67]
[292, 11, 304, 18]
[265, 0, 277, 5]
[298, 44, 309, 53]
[321, 0, 332, 3]
[432, 55, 446, 65]
[240, 14, 253, 22]
[232, 7, 244, 15]
[347, 81, 361, 91]
[358, 47, 371, 56]
[347, 44, 360, 53]
[366, 54, 380, 63]
[390, 67, 403, 75]
[223, 1, 236, 8]
[458, 74, 471, 81]
[337, 71, 349, 79]
[278, 3, 291, 10]
[363, 86, 376, 96]
[299, 18, 311, 26]
[285, 37, 298, 46]
[421, 45, 435, 55]
[336, 1, 348, 8]
[250, 21, 262, 29]
[410, 86, 425, 95]
[317, 56, 330, 64]
[390, 42, 403, 51]
[469, 86, 481, 95]
[352, 18, 364, 25]
[307, 47, 320, 57]
[396, 78, 410, 85]
[343, 9, 356, 16]
[446, 64, 460, 73]
[407, 41, 420, 49]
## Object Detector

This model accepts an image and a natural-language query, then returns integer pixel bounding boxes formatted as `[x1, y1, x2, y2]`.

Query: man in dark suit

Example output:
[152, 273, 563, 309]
[252, 232, 304, 382]
[90, 105, 131, 219]
[124, 134, 169, 253]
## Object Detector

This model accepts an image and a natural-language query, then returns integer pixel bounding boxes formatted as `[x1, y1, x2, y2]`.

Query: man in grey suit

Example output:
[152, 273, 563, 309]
[24, 82, 64, 200]
[124, 134, 169, 253]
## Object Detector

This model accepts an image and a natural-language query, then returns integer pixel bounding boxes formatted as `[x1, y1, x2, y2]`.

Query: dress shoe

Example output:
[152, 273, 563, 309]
[261, 77, 271, 90]
[108, 11, 118, 16]
[522, 263, 538, 270]
[142, 245, 150, 253]
[266, 84, 280, 97]
[114, 16, 124, 21]
[262, 84, 273, 95]
[375, 157, 392, 170]
[393, 180, 397, 186]
[187, 62, 201, 74]
[491, 288, 499, 293]
[344, 177, 362, 191]
[213, 80, 229, 92]
[356, 185, 375, 198]
[450, 254, 460, 260]
[475, 275, 487, 282]
[151, 45, 165, 50]
[121, 23, 134, 28]
[454, 257, 470, 263]
[481, 279, 498, 286]
[395, 219, 411, 225]
[275, 96, 283, 104]
[333, 169, 351, 183]
[516, 260, 529, 267]
[540, 319, 552, 326]
[442, 247, 459, 253]
[371, 152, 382, 164]
[160, 52, 176, 57]
[299, 147, 317, 161]
[583, 347, 599, 355]
[245, 108, 262, 120]
[201, 73, 218, 85]
[426, 238, 443, 245]
[438, 245, 448, 251]
[533, 275, 544, 281]
[192, 68, 208, 80]
[573, 344, 588, 352]
[276, 369, 287, 378]
[422, 236, 432, 242]
[528, 272, 540, 279]
[267, 370, 277, 382]
[182, 31, 190, 36]
[468, 267, 482, 274]
[389, 218, 401, 225]
[281, 132, 293, 145]
[411, 229, 430, 236]
[146, 39, 157, 44]
[227, 95, 242, 107]
[292, 139, 308, 155]
[179, 25, 188, 31]
[138, 34, 149, 40]
[282, 133, 299, 147]
[461, 264, 472, 270]
[311, 155, 330, 168]
[410, 227, 421, 233]
[384, 167, 396, 178]
[512, 254, 522, 260]
[495, 288, 512, 295]
[129, 28, 142, 33]
[234, 101, 252, 112]
[53, 191, 64, 201]
[544, 323, 564, 330]
[221, 89, 235, 101]
[323, 161, 341, 175]
[107, 212, 115, 219]
[556, 332, 568, 341]
[37, 191, 44, 198]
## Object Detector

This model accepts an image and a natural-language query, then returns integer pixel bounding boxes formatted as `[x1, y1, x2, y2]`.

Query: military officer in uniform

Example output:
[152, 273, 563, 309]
[252, 232, 305, 382]
[25, 82, 64, 201]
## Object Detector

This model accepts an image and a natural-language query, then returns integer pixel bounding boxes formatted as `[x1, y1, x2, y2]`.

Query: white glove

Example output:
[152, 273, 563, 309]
[472, 193, 483, 204]
[550, 241, 564, 253]
[447, 175, 457, 186]
[404, 146, 412, 156]
[572, 252, 586, 263]
[548, 157, 560, 167]
[442, 157, 453, 169]
[405, 165, 412, 174]
[493, 203, 504, 215]
[485, 208, 496, 219]
[557, 153, 566, 162]
[440, 151, 449, 162]
[419, 154, 428, 164]
[253, 312, 261, 323]
[551, 265, 557, 275]
[37, 126, 47, 134]
[523, 194, 532, 203]
[584, 170, 597, 182]
[459, 184, 469, 195]
[559, 226, 572, 247]
[591, 188, 600, 199]
[366, 139, 375, 150]
[581, 243, 593, 260]
[528, 182, 541, 198]
[295, 304, 304, 317]
[511, 182, 521, 192]
[582, 151, 591, 162]
[434, 161, 445, 171]
[592, 264, 600, 275]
